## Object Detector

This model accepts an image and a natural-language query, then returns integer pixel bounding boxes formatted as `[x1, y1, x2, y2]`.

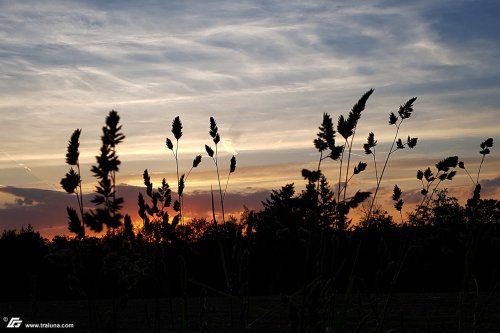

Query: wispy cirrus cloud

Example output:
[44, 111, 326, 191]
[0, 0, 498, 194]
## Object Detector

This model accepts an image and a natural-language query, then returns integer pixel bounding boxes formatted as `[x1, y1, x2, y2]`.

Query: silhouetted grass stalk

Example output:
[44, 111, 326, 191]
[367, 119, 401, 220]
[61, 129, 86, 238]
[367, 97, 417, 222]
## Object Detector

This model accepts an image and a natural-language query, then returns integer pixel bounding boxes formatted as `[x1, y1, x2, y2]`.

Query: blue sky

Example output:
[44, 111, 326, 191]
[0, 0, 499, 236]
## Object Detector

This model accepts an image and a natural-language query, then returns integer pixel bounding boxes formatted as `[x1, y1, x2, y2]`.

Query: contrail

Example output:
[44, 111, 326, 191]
[0, 151, 59, 191]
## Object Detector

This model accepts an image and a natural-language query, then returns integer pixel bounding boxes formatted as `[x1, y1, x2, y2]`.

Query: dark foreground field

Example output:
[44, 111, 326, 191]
[2, 293, 500, 332]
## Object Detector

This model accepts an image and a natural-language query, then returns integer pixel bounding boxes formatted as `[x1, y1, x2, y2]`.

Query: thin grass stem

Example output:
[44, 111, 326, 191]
[476, 155, 485, 185]
[463, 166, 476, 186]
[368, 120, 402, 221]
[343, 126, 357, 202]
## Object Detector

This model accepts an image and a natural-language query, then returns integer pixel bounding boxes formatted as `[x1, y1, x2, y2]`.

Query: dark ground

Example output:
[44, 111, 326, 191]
[1, 293, 500, 332]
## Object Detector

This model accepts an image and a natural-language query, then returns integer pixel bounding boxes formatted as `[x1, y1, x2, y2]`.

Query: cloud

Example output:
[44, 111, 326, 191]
[479, 175, 500, 198]
[0, 185, 267, 239]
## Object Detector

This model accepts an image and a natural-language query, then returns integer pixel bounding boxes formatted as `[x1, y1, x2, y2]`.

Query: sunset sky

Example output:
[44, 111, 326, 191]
[0, 0, 499, 238]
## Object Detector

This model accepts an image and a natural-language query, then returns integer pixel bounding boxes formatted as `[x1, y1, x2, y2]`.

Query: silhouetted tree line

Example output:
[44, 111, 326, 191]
[1, 189, 499, 301]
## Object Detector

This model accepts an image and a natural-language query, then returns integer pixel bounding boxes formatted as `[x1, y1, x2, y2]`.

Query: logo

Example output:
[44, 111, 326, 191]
[6, 317, 23, 328]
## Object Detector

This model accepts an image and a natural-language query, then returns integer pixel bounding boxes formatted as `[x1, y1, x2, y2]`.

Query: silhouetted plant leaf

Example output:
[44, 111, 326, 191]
[208, 117, 221, 144]
[421, 188, 428, 196]
[480, 148, 490, 155]
[138, 193, 147, 219]
[349, 191, 371, 208]
[396, 138, 404, 149]
[447, 170, 457, 180]
[137, 193, 150, 230]
[145, 204, 153, 216]
[480, 138, 493, 149]
[205, 145, 214, 158]
[458, 161, 465, 169]
[67, 207, 84, 238]
[151, 193, 159, 213]
[60, 168, 80, 194]
[417, 170, 424, 180]
[388, 112, 398, 125]
[330, 145, 344, 160]
[143, 169, 153, 198]
[172, 116, 183, 140]
[209, 116, 219, 141]
[164, 192, 172, 207]
[363, 143, 372, 155]
[439, 173, 448, 180]
[193, 155, 202, 168]
[302, 169, 321, 183]
[314, 138, 328, 152]
[65, 129, 81, 166]
[166, 138, 174, 150]
[85, 211, 104, 233]
[112, 197, 124, 211]
[337, 115, 351, 139]
[171, 214, 180, 228]
[162, 212, 169, 225]
[394, 199, 404, 211]
[392, 185, 402, 201]
[436, 156, 458, 172]
[363, 132, 376, 154]
[173, 200, 180, 212]
[230, 155, 236, 173]
[407, 136, 418, 148]
[353, 161, 367, 174]
[345, 88, 372, 129]
[103, 110, 125, 147]
[397, 97, 417, 119]
[424, 167, 433, 181]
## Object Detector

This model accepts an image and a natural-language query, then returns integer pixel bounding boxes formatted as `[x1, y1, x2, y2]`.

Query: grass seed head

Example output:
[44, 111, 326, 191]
[172, 116, 183, 140]
[166, 138, 174, 150]
[60, 168, 80, 194]
[389, 112, 398, 125]
[65, 129, 81, 166]
[193, 155, 202, 168]
[230, 155, 236, 173]
[205, 144, 214, 158]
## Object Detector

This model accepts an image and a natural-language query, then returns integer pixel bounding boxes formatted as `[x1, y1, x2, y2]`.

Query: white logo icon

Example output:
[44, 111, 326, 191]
[6, 317, 22, 328]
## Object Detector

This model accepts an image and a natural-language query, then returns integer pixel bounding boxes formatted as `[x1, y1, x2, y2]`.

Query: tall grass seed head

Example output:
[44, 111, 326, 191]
[172, 116, 183, 140]
[397, 97, 417, 120]
[166, 138, 174, 150]
[230, 155, 236, 173]
[407, 136, 418, 148]
[479, 138, 493, 155]
[436, 156, 458, 172]
[65, 129, 81, 166]
[209, 117, 220, 143]
[205, 144, 214, 158]
[193, 155, 202, 168]
[389, 112, 398, 125]
[354, 161, 367, 174]
[61, 168, 80, 194]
